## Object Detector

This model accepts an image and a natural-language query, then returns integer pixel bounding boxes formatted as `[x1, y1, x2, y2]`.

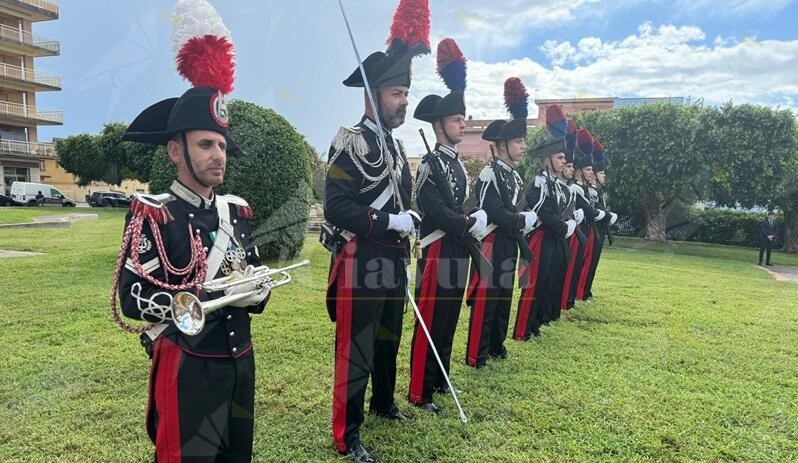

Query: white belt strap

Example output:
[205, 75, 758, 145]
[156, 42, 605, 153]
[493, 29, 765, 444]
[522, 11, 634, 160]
[206, 195, 234, 282]
[419, 229, 446, 248]
[337, 178, 396, 242]
[369, 183, 393, 211]
[482, 224, 498, 240]
[145, 199, 235, 342]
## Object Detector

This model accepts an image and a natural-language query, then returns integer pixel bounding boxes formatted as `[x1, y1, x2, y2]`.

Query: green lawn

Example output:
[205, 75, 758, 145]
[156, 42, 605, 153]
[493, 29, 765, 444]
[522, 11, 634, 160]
[0, 206, 89, 225]
[0, 213, 796, 462]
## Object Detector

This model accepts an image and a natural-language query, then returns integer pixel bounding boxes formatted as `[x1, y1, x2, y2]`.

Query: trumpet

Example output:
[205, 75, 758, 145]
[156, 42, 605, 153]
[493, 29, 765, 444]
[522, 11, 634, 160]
[171, 259, 310, 336]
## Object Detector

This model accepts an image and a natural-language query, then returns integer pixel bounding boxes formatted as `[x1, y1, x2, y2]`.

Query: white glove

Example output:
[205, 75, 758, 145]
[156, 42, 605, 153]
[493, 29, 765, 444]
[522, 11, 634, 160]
[565, 219, 577, 238]
[468, 209, 488, 239]
[225, 265, 271, 308]
[520, 211, 538, 234]
[574, 208, 585, 225]
[609, 212, 618, 225]
[388, 212, 415, 236]
[595, 210, 606, 221]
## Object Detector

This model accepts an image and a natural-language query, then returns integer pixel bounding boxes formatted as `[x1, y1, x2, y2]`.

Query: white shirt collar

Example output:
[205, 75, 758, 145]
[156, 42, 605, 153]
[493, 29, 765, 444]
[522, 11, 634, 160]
[436, 143, 458, 160]
[170, 180, 214, 209]
[495, 157, 513, 172]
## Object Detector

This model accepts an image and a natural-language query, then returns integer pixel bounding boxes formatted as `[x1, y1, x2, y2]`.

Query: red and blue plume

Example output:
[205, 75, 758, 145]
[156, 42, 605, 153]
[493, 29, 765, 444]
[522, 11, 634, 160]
[504, 77, 528, 121]
[386, 0, 430, 57]
[593, 138, 605, 162]
[577, 128, 594, 154]
[545, 104, 567, 137]
[565, 119, 577, 152]
[436, 38, 466, 92]
[172, 0, 235, 94]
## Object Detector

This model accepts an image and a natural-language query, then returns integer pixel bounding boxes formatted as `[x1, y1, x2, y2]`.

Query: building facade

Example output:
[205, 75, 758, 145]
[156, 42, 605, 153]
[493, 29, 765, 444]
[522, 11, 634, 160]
[0, 0, 61, 196]
[0, 1, 147, 202]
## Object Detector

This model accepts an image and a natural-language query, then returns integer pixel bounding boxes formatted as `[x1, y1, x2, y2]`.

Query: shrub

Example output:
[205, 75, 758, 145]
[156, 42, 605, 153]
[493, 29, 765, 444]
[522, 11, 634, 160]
[148, 100, 313, 260]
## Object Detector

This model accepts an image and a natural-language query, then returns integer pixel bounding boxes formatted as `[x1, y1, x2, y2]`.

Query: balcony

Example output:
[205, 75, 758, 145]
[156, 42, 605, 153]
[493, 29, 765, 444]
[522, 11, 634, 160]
[0, 0, 58, 21]
[0, 61, 60, 91]
[0, 139, 55, 161]
[0, 100, 62, 126]
[0, 23, 59, 57]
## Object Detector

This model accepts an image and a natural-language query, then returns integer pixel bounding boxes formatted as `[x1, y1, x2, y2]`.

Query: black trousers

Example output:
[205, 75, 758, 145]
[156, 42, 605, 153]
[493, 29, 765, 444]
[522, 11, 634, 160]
[528, 232, 568, 336]
[149, 337, 255, 463]
[408, 237, 469, 404]
[465, 232, 517, 367]
[330, 238, 406, 452]
[568, 225, 588, 311]
[759, 238, 773, 264]
[584, 230, 606, 299]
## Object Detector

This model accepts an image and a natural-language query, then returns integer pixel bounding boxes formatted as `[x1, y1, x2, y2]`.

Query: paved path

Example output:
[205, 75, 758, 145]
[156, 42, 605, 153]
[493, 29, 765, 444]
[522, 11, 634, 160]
[0, 250, 43, 258]
[761, 264, 798, 282]
[0, 213, 97, 229]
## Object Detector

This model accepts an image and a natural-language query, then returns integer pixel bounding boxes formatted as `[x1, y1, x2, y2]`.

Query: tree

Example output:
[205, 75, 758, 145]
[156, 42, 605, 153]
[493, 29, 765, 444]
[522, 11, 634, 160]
[704, 103, 798, 252]
[149, 100, 314, 260]
[95, 122, 160, 183]
[55, 134, 109, 186]
[575, 103, 710, 241]
[56, 122, 160, 186]
[310, 149, 326, 202]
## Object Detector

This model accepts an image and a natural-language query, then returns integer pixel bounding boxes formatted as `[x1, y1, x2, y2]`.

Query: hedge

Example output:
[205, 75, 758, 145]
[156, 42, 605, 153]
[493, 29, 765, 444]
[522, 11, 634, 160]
[615, 206, 784, 248]
[149, 100, 313, 260]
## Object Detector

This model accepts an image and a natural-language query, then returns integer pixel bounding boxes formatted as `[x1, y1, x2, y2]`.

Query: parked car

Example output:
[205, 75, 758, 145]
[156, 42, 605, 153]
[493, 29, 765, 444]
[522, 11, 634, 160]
[0, 193, 16, 206]
[9, 181, 76, 207]
[89, 191, 132, 208]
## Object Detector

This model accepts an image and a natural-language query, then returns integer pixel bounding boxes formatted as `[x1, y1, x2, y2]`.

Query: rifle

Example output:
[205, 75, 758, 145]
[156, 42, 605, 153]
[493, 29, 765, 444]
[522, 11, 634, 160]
[418, 130, 493, 276]
[488, 145, 534, 263]
[563, 182, 587, 245]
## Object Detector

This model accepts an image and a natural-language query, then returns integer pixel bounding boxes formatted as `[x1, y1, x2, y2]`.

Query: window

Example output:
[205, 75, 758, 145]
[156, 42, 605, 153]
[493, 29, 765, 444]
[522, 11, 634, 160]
[3, 166, 28, 195]
[50, 188, 62, 199]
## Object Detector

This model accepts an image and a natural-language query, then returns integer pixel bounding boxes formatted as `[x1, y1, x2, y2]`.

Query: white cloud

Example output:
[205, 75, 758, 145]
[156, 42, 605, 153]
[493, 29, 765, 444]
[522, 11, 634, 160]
[672, 0, 793, 17]
[431, 0, 602, 51]
[395, 22, 798, 156]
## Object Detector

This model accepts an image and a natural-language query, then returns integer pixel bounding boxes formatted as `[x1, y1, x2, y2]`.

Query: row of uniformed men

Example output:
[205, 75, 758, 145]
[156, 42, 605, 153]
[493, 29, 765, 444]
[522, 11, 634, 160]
[323, 30, 618, 462]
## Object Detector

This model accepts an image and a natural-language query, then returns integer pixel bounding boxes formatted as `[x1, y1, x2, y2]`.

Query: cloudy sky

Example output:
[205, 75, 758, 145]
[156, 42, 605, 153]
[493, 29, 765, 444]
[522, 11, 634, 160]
[36, 0, 798, 157]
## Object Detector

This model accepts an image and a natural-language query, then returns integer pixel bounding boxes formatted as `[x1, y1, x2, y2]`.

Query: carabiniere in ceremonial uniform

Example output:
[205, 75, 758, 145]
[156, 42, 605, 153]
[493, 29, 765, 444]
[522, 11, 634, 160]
[408, 38, 488, 413]
[322, 4, 429, 459]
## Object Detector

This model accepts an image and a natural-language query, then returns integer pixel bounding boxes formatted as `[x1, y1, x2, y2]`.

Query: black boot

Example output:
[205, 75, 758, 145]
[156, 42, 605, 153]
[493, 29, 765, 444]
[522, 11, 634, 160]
[342, 441, 380, 463]
[415, 402, 442, 414]
[370, 404, 410, 422]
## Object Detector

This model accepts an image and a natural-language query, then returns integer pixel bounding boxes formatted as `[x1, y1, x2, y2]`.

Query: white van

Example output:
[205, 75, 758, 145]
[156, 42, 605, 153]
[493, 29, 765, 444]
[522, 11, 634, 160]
[9, 181, 76, 207]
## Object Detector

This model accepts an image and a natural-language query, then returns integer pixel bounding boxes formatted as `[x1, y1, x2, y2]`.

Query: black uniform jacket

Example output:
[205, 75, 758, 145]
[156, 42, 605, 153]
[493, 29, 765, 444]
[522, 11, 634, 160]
[120, 181, 266, 358]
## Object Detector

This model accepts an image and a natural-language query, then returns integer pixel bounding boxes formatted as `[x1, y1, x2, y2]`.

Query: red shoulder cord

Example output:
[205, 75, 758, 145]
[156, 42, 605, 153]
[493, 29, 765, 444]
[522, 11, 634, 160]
[110, 201, 208, 334]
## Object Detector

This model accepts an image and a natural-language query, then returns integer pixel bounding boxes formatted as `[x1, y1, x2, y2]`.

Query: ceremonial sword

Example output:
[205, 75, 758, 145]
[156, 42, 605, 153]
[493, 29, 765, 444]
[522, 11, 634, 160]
[336, 0, 468, 424]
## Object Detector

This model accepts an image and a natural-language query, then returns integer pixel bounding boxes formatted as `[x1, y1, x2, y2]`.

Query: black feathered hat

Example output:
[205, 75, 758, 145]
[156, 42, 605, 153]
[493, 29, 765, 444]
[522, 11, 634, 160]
[413, 38, 466, 122]
[122, 0, 242, 156]
[343, 0, 430, 89]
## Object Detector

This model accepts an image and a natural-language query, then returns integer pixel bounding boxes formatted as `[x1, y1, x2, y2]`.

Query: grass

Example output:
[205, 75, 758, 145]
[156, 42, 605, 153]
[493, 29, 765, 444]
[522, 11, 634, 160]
[0, 206, 86, 225]
[0, 213, 797, 462]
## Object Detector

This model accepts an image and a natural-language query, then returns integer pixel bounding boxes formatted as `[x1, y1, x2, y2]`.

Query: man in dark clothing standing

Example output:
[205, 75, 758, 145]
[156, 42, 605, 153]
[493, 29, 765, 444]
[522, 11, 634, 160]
[324, 2, 429, 461]
[465, 77, 537, 367]
[409, 38, 486, 413]
[111, 3, 272, 460]
[759, 211, 777, 266]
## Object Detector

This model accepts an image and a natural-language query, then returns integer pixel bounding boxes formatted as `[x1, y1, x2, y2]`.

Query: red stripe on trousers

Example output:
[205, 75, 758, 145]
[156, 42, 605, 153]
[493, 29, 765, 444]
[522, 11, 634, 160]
[560, 233, 581, 310]
[332, 238, 357, 452]
[576, 228, 596, 300]
[513, 229, 545, 340]
[154, 337, 183, 463]
[466, 232, 496, 367]
[408, 239, 442, 404]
